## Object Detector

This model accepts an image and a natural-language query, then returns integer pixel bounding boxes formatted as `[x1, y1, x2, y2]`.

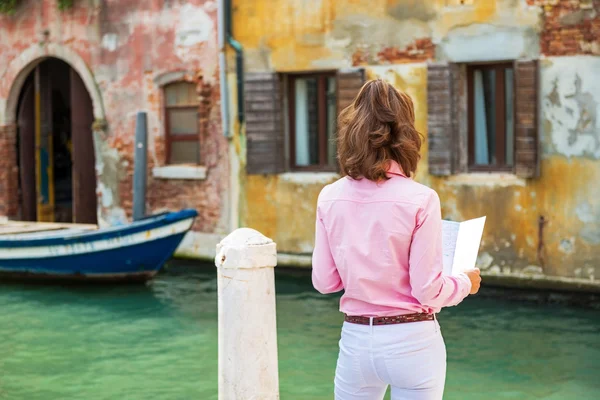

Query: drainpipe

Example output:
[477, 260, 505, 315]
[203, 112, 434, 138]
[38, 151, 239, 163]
[219, 0, 242, 232]
[217, 0, 230, 138]
[224, 0, 244, 133]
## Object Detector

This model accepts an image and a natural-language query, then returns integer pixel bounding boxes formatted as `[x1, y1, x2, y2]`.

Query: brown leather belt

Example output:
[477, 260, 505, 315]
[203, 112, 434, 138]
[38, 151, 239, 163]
[344, 312, 435, 325]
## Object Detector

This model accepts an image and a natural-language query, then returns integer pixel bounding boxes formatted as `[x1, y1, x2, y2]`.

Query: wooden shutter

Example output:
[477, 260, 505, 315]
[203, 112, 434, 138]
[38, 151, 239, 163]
[244, 73, 284, 174]
[337, 68, 365, 115]
[514, 60, 539, 179]
[427, 63, 459, 176]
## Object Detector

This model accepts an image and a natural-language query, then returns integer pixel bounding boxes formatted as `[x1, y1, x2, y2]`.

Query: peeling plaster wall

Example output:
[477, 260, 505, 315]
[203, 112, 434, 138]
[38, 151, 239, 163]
[0, 0, 228, 241]
[541, 56, 600, 159]
[236, 0, 600, 289]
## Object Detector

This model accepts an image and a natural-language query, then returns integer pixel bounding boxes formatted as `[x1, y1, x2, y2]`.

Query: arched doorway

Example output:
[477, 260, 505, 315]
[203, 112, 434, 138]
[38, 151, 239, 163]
[15, 58, 97, 224]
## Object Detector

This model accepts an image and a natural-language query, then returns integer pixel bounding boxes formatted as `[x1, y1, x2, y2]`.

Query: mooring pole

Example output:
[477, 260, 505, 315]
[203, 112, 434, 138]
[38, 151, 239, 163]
[215, 228, 280, 399]
[133, 111, 147, 221]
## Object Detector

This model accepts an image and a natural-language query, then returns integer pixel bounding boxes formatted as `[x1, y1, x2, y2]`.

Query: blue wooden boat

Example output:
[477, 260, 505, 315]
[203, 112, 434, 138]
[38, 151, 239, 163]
[0, 209, 197, 282]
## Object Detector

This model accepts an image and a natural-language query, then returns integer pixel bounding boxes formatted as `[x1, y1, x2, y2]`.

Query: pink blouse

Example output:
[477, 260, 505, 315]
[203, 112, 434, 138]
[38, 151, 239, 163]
[311, 161, 472, 317]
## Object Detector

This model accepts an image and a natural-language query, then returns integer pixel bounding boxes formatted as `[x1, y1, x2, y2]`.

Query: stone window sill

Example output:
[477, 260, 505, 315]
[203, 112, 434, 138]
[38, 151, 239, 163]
[152, 165, 207, 180]
[278, 172, 339, 185]
[446, 173, 526, 187]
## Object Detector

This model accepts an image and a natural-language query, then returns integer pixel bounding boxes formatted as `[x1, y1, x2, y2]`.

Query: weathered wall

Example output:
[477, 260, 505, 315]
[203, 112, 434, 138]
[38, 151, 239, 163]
[527, 0, 600, 56]
[235, 0, 600, 289]
[242, 173, 338, 253]
[233, 0, 541, 71]
[0, 0, 229, 248]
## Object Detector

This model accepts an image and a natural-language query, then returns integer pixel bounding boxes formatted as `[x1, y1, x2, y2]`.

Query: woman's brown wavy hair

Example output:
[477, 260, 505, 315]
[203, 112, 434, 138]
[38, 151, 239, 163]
[337, 79, 423, 181]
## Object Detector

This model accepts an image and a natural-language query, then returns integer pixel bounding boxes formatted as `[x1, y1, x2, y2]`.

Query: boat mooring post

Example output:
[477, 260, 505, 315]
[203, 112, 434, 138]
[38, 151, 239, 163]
[215, 228, 280, 400]
[133, 111, 148, 221]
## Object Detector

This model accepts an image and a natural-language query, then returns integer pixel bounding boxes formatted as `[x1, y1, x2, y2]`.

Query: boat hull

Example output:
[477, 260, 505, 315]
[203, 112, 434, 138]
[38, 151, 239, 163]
[0, 270, 156, 283]
[0, 209, 197, 282]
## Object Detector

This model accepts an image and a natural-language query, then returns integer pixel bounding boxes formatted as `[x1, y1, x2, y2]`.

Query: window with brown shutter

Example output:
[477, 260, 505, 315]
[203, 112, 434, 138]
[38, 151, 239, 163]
[245, 69, 365, 174]
[427, 61, 539, 178]
[466, 61, 539, 176]
[164, 82, 200, 164]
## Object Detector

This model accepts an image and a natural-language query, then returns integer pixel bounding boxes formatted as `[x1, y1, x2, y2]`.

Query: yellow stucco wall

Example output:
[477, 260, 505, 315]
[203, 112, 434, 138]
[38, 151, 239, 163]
[232, 0, 540, 71]
[234, 0, 600, 286]
[242, 173, 338, 253]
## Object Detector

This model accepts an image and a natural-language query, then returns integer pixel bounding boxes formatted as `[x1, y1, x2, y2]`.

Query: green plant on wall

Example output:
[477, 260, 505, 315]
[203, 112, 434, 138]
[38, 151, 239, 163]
[58, 0, 74, 10]
[0, 0, 74, 14]
[0, 0, 18, 15]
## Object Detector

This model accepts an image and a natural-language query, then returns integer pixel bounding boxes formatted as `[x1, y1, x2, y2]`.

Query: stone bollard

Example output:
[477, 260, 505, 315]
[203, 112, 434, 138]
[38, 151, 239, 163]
[215, 228, 280, 400]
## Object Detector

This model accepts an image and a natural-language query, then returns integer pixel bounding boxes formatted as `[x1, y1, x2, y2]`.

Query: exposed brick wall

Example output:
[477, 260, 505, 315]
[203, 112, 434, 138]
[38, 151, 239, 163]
[0, 124, 19, 218]
[121, 75, 228, 233]
[352, 38, 436, 66]
[376, 38, 436, 64]
[528, 0, 600, 56]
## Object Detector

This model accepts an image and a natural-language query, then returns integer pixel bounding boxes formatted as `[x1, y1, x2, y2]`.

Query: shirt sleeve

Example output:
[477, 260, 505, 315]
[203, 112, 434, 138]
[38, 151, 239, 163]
[311, 203, 344, 294]
[408, 190, 472, 309]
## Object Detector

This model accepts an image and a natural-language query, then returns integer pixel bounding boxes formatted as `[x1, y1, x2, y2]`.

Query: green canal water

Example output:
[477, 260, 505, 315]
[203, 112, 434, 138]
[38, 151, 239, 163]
[1, 263, 599, 400]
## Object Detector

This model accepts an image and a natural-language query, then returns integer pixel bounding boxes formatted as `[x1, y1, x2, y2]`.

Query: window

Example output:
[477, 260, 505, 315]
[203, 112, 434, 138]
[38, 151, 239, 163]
[243, 69, 364, 175]
[288, 73, 337, 170]
[467, 63, 514, 171]
[164, 82, 200, 164]
[426, 61, 538, 179]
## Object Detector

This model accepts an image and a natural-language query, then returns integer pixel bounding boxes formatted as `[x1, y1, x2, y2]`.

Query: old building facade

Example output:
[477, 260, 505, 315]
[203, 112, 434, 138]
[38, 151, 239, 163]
[0, 0, 231, 256]
[232, 0, 600, 290]
[1, 0, 599, 291]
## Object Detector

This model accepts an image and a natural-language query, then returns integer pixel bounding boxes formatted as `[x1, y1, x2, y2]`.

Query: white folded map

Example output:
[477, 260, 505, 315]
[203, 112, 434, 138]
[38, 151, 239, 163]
[442, 216, 486, 276]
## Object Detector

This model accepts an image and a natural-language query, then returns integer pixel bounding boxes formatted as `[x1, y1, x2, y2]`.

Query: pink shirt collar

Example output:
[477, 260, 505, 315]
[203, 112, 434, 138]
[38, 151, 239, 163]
[386, 161, 407, 178]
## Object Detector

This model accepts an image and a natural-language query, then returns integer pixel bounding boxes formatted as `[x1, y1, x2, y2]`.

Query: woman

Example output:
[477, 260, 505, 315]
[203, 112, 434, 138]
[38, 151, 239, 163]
[312, 79, 481, 400]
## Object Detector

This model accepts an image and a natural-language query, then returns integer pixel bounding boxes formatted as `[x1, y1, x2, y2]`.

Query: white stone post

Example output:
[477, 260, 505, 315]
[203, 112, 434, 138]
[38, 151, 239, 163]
[215, 228, 280, 400]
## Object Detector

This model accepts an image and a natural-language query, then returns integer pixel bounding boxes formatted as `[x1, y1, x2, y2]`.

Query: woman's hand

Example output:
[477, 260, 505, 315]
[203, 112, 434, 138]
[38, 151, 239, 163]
[464, 268, 481, 295]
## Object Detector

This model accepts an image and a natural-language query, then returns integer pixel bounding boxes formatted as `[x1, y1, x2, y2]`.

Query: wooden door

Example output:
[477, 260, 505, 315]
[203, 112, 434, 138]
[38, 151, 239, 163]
[70, 69, 97, 224]
[17, 79, 37, 221]
[35, 64, 55, 222]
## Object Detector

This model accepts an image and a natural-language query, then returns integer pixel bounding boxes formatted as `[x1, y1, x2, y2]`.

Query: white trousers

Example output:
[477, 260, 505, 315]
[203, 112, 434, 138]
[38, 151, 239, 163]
[334, 319, 446, 400]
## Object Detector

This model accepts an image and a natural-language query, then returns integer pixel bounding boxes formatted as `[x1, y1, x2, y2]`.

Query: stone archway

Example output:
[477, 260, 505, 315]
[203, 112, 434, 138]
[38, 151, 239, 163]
[0, 43, 113, 224]
[0, 43, 105, 125]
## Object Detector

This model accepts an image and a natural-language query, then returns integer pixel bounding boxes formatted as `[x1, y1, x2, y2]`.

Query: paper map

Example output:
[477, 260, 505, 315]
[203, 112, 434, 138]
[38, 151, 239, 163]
[442, 216, 486, 276]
